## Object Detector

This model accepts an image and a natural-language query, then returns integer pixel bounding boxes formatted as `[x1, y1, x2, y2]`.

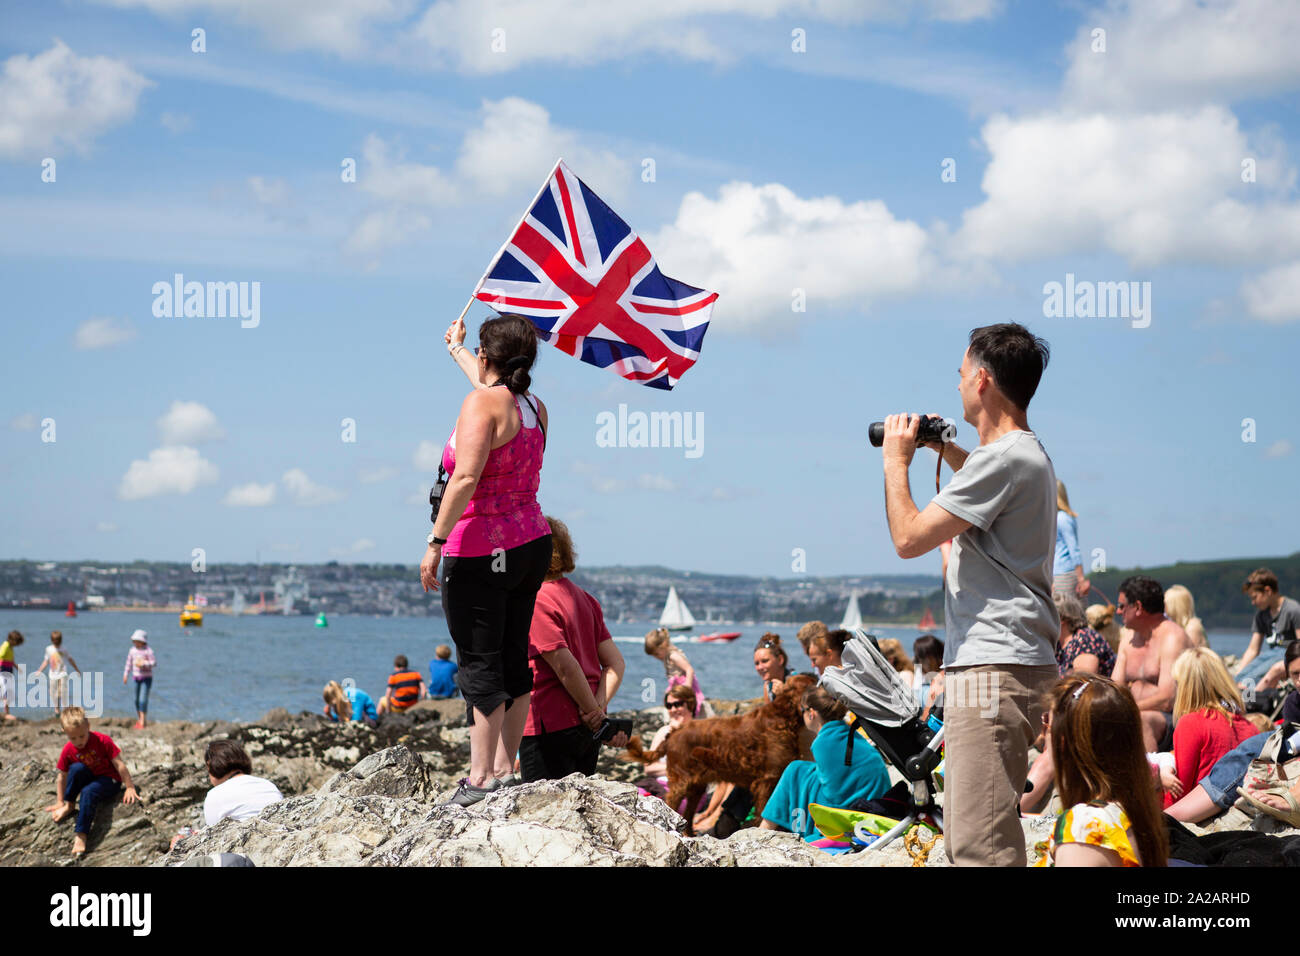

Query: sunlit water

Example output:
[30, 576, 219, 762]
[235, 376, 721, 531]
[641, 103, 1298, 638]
[1, 610, 1255, 722]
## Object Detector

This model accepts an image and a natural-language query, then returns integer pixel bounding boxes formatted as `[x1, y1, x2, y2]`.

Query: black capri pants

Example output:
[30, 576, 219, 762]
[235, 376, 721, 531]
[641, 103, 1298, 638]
[440, 533, 552, 719]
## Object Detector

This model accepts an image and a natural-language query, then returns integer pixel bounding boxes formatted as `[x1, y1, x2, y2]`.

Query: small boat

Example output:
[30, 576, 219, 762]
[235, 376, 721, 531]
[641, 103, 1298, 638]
[659, 586, 696, 632]
[315, 612, 328, 628]
[918, 608, 936, 630]
[698, 631, 741, 643]
[180, 596, 203, 627]
[65, 601, 77, 617]
[839, 592, 863, 631]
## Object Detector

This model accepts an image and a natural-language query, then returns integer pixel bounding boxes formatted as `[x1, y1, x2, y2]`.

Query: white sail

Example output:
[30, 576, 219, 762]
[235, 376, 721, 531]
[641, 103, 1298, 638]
[839, 592, 863, 631]
[659, 586, 696, 630]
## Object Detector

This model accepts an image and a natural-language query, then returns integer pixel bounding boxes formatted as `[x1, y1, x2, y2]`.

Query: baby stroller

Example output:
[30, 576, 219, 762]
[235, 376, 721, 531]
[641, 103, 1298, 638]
[819, 630, 944, 851]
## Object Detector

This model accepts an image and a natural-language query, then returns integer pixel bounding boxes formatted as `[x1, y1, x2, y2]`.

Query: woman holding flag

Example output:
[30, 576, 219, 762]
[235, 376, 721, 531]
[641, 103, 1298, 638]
[421, 313, 552, 807]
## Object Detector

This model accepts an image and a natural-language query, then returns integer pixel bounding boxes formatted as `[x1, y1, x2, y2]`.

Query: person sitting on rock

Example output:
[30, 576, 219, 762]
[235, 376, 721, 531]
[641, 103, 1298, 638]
[323, 680, 378, 727]
[428, 644, 460, 699]
[376, 655, 426, 716]
[757, 685, 891, 841]
[631, 684, 732, 829]
[44, 706, 139, 857]
[172, 739, 283, 851]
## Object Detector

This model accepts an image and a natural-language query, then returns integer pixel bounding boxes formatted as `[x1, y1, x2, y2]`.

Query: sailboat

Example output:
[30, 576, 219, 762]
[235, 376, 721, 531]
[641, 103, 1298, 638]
[839, 592, 863, 631]
[918, 608, 936, 630]
[659, 586, 696, 631]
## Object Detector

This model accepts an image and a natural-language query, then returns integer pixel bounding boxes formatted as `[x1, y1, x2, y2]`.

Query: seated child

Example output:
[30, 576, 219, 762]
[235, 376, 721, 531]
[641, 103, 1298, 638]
[202, 739, 283, 826]
[428, 644, 460, 699]
[44, 706, 139, 856]
[645, 627, 711, 716]
[376, 655, 426, 715]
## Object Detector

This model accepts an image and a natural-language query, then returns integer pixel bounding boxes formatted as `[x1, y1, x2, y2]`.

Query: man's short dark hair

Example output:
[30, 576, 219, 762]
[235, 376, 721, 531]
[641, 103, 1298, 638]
[1119, 575, 1165, 616]
[204, 739, 253, 779]
[967, 323, 1050, 412]
[1242, 568, 1279, 594]
[394, 654, 408, 670]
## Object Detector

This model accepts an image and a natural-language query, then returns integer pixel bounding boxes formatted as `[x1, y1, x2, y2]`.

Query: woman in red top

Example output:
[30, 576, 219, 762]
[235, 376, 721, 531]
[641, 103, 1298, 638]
[519, 516, 627, 782]
[1163, 647, 1256, 809]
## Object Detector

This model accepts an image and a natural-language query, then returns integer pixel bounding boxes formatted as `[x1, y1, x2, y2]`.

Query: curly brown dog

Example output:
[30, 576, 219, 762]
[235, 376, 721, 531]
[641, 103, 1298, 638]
[624, 673, 816, 835]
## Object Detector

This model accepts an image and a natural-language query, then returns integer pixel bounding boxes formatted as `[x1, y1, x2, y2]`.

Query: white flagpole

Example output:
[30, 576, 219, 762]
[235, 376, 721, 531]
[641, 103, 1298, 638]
[468, 157, 565, 307]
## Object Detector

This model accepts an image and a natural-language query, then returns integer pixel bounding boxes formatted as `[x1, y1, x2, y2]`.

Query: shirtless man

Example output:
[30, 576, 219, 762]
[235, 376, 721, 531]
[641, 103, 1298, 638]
[1111, 575, 1195, 752]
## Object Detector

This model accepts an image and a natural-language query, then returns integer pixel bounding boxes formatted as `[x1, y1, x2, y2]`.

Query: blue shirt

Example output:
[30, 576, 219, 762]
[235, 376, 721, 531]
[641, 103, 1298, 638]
[346, 686, 377, 722]
[428, 658, 459, 698]
[1053, 511, 1081, 576]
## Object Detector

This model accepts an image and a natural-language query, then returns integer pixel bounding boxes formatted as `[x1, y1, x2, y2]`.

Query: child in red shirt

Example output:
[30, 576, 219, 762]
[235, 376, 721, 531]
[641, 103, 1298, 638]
[44, 706, 139, 856]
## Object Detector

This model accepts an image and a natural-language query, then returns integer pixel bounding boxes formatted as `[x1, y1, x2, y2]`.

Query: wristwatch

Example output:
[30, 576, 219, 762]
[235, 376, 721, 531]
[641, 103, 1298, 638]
[427, 532, 447, 546]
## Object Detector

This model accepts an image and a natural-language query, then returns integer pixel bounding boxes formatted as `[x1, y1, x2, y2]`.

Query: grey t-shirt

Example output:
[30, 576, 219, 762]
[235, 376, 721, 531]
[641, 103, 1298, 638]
[1254, 596, 1300, 647]
[933, 430, 1059, 669]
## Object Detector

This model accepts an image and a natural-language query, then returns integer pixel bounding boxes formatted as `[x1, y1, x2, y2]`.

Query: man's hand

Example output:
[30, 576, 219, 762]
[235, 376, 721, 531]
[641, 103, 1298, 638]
[881, 414, 922, 469]
[122, 786, 139, 806]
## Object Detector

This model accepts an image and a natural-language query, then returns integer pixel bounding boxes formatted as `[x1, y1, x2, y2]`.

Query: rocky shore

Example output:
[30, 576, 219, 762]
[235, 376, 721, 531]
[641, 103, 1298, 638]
[1, 700, 1290, 867]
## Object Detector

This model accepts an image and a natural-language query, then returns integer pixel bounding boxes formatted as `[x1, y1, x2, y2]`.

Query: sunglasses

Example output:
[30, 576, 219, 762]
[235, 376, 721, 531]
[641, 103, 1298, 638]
[665, 700, 692, 711]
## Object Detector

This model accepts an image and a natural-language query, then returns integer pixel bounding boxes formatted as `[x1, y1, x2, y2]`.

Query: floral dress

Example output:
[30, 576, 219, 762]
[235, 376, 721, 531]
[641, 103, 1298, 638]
[1034, 801, 1141, 867]
[1056, 626, 1116, 677]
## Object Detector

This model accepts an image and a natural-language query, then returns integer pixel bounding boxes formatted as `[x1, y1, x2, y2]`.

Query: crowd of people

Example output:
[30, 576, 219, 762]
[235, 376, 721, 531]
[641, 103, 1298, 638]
[11, 316, 1299, 865]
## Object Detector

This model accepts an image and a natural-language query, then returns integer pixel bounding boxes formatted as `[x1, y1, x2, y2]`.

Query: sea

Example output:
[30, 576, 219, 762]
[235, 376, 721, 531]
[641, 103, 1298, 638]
[1, 610, 1258, 723]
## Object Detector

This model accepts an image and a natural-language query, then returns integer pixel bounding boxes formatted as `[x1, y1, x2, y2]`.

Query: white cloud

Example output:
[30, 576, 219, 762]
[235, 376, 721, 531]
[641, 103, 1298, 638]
[160, 111, 193, 134]
[93, 0, 416, 57]
[359, 465, 399, 483]
[247, 175, 289, 206]
[157, 401, 225, 444]
[0, 41, 150, 161]
[413, 0, 1001, 73]
[1241, 262, 1300, 322]
[330, 537, 377, 556]
[1063, 0, 1300, 110]
[413, 440, 443, 472]
[348, 98, 625, 256]
[954, 106, 1300, 268]
[282, 468, 343, 506]
[637, 473, 679, 492]
[9, 413, 38, 431]
[649, 181, 930, 326]
[405, 483, 431, 506]
[1264, 439, 1294, 459]
[74, 316, 136, 350]
[96, 522, 118, 533]
[118, 446, 218, 500]
[222, 482, 276, 506]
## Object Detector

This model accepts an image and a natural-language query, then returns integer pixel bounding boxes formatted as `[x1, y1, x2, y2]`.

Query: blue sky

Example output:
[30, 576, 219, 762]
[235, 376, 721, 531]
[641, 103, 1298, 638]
[2, 0, 1299, 578]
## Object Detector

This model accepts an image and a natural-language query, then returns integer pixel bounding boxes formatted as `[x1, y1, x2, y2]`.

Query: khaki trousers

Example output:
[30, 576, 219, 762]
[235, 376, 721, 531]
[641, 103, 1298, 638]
[942, 663, 1058, 866]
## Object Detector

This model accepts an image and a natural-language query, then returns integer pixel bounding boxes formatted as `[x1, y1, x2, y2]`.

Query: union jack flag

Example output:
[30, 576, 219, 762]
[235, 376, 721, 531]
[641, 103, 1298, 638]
[472, 160, 717, 390]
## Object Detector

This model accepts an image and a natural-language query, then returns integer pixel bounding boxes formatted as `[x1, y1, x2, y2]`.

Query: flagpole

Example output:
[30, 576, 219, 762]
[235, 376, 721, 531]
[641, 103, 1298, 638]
[468, 157, 565, 306]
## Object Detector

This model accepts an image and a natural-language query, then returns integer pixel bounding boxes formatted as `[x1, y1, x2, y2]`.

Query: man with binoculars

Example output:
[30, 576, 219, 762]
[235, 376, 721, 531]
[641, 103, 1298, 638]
[878, 322, 1059, 867]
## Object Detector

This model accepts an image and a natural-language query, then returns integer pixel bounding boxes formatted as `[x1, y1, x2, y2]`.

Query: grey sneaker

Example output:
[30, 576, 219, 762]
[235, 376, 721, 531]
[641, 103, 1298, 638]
[444, 777, 500, 807]
[496, 773, 523, 788]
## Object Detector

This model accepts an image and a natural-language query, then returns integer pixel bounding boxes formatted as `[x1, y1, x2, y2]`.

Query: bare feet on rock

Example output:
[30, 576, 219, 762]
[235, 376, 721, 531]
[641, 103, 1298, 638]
[45, 802, 74, 823]
[72, 833, 87, 857]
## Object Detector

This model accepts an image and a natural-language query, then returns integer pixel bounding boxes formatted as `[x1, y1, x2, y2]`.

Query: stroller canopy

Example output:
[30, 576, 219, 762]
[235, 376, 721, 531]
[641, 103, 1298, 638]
[819, 631, 920, 728]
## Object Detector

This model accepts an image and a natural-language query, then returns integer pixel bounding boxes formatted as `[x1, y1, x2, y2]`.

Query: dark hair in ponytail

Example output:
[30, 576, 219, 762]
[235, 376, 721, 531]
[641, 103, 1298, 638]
[478, 313, 539, 393]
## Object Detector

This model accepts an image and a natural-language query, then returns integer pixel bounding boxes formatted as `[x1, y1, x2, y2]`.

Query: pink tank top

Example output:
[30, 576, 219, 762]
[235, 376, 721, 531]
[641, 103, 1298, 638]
[441, 390, 549, 558]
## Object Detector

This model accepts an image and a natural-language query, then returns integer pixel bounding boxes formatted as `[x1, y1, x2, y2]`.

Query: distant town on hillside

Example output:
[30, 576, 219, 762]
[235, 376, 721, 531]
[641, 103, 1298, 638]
[3, 552, 1297, 629]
